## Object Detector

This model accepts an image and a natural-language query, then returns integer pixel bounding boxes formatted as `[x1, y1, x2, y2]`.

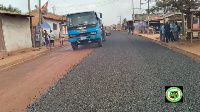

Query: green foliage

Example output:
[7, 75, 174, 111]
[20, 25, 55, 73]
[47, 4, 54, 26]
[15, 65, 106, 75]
[0, 4, 21, 13]
[148, 0, 200, 14]
[122, 18, 127, 28]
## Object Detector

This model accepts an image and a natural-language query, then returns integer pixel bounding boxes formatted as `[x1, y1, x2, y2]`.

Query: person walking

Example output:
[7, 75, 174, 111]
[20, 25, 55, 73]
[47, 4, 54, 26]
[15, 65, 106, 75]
[44, 30, 49, 49]
[164, 22, 170, 43]
[59, 29, 64, 45]
[49, 30, 55, 50]
[174, 22, 180, 41]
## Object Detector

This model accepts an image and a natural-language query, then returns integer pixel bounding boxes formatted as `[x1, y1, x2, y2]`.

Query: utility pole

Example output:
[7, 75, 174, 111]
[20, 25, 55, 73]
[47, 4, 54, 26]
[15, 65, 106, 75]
[52, 6, 56, 14]
[147, 0, 150, 35]
[182, 13, 185, 36]
[39, 0, 42, 47]
[132, 0, 135, 20]
[117, 16, 122, 30]
[28, 0, 35, 47]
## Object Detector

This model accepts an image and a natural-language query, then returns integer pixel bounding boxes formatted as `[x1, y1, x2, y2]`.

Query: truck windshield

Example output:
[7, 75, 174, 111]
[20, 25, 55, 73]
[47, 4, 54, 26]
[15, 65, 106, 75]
[67, 12, 97, 27]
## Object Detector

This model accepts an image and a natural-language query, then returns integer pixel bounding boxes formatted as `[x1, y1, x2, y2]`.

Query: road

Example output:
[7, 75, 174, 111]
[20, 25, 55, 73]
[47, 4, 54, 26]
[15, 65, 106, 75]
[28, 31, 200, 111]
[0, 43, 95, 112]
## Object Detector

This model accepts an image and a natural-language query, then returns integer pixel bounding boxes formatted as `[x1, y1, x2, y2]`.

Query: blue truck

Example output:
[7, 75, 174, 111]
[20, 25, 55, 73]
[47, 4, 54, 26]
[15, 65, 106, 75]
[66, 11, 105, 50]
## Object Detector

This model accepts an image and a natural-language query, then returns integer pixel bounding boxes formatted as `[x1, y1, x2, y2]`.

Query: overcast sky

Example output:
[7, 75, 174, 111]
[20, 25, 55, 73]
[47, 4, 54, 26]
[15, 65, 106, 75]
[0, 0, 155, 25]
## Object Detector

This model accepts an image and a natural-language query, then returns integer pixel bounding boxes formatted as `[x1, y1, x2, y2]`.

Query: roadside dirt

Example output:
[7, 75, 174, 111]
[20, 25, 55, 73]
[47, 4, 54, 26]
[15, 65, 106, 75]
[0, 43, 96, 112]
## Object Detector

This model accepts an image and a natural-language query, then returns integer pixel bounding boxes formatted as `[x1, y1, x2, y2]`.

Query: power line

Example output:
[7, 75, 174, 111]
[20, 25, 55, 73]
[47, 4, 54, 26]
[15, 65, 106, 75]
[56, 0, 122, 14]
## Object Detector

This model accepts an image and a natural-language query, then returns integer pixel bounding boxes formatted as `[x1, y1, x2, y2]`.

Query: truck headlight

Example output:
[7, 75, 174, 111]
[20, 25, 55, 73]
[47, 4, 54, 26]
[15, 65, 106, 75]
[90, 32, 97, 35]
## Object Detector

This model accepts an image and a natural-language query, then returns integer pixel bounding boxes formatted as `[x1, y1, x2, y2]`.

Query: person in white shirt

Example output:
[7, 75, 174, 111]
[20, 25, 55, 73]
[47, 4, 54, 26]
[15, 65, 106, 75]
[59, 29, 64, 45]
[49, 30, 55, 49]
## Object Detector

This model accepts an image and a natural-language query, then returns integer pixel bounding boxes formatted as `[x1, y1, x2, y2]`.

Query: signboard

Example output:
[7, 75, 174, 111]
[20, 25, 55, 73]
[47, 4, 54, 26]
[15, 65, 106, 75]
[152, 16, 161, 20]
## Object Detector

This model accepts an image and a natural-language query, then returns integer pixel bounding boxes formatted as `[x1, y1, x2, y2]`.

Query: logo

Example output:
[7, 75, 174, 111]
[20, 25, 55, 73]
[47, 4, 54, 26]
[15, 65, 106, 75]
[77, 27, 86, 30]
[165, 86, 183, 103]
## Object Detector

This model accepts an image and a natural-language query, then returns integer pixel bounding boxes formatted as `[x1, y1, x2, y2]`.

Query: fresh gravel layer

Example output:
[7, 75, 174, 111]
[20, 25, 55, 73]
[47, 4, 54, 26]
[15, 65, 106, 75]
[29, 31, 200, 112]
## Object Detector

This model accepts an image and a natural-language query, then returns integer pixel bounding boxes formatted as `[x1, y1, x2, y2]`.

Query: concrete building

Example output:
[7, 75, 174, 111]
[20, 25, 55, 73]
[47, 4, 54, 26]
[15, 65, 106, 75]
[31, 10, 67, 39]
[0, 10, 32, 52]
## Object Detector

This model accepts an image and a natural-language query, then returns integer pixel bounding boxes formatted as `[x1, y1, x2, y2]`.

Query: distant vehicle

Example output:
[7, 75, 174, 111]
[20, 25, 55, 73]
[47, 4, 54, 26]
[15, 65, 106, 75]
[66, 11, 105, 50]
[104, 26, 111, 36]
[117, 24, 121, 31]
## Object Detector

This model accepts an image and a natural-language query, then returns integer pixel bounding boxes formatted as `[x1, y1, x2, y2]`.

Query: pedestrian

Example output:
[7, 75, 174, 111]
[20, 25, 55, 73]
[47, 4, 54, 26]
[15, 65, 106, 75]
[42, 30, 46, 46]
[160, 24, 163, 41]
[164, 22, 170, 43]
[49, 30, 55, 50]
[161, 24, 167, 42]
[170, 23, 175, 41]
[59, 29, 64, 45]
[174, 22, 180, 41]
[44, 30, 49, 49]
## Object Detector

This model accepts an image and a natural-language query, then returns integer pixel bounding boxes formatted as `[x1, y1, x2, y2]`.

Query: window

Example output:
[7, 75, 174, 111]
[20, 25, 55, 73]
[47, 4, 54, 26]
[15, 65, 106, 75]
[53, 23, 57, 30]
[193, 17, 198, 24]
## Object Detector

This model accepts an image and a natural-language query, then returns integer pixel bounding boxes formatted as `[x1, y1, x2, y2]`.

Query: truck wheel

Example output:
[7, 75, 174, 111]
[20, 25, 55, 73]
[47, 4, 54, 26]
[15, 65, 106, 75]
[71, 42, 78, 50]
[98, 38, 103, 47]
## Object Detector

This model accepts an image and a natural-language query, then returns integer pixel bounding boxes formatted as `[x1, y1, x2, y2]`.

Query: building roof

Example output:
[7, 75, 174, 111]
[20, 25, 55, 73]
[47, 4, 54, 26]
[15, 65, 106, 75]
[190, 9, 200, 16]
[134, 14, 161, 21]
[31, 9, 66, 26]
[0, 10, 33, 17]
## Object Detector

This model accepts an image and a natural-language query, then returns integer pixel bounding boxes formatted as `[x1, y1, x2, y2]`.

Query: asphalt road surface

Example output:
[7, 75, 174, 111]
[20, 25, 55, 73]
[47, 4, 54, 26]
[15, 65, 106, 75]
[29, 31, 200, 112]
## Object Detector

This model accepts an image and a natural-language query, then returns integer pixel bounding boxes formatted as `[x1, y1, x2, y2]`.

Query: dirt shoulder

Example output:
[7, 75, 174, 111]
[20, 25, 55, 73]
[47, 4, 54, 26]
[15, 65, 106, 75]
[134, 32, 200, 62]
[0, 43, 95, 112]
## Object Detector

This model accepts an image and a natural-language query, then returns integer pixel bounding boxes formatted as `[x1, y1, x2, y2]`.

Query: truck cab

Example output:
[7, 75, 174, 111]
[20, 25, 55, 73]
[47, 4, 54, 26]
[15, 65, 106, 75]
[66, 11, 104, 50]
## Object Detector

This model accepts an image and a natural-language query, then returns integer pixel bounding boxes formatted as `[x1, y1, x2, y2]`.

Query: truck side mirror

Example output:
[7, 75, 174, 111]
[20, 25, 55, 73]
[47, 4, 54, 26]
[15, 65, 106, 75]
[100, 13, 102, 18]
[66, 17, 69, 26]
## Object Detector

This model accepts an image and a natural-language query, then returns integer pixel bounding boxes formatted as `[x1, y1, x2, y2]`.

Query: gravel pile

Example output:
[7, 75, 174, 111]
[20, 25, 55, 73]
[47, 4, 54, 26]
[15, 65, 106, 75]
[28, 31, 200, 112]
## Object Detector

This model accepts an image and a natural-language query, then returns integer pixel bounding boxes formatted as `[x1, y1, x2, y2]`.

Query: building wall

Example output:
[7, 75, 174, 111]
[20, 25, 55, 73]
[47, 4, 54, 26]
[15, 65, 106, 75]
[1, 15, 32, 52]
[44, 19, 61, 39]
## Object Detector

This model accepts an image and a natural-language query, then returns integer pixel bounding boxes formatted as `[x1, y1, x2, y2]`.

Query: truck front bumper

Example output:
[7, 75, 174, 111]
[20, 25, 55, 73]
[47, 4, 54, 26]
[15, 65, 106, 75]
[68, 34, 100, 42]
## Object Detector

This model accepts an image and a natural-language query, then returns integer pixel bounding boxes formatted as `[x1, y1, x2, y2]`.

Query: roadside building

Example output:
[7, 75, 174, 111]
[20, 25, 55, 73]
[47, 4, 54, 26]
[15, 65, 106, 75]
[0, 10, 33, 52]
[31, 10, 67, 39]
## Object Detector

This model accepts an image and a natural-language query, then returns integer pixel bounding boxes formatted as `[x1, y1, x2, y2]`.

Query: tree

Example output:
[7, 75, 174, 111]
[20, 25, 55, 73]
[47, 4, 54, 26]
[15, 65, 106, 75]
[148, 0, 200, 39]
[0, 4, 21, 13]
[122, 18, 127, 29]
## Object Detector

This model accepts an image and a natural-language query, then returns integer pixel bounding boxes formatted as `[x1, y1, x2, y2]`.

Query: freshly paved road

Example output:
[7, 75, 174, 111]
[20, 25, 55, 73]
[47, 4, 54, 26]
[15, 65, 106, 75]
[29, 31, 200, 111]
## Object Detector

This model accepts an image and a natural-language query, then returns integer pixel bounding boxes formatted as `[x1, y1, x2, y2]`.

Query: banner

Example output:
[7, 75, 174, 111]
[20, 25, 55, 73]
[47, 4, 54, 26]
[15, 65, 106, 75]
[40, 1, 48, 11]
[35, 1, 48, 15]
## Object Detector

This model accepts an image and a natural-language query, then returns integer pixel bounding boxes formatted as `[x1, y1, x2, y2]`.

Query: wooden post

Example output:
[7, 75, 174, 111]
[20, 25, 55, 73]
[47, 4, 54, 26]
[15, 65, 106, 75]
[191, 13, 193, 44]
[147, 0, 149, 35]
[182, 13, 185, 36]
[39, 0, 42, 47]
[199, 16, 200, 38]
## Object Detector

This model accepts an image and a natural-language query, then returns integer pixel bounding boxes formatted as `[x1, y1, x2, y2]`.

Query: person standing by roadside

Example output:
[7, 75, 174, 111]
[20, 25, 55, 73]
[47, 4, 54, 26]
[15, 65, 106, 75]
[174, 22, 180, 41]
[49, 30, 55, 50]
[161, 24, 167, 42]
[44, 30, 49, 49]
[59, 29, 64, 45]
[164, 22, 170, 43]
[170, 23, 175, 41]
[42, 30, 46, 46]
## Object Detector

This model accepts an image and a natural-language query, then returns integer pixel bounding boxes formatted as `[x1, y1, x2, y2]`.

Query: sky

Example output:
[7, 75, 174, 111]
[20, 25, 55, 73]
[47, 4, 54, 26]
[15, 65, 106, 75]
[0, 0, 155, 26]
